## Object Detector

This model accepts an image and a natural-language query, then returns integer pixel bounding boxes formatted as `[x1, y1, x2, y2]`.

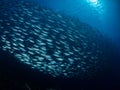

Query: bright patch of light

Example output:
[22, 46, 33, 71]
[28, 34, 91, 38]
[87, 0, 98, 5]
[89, 0, 97, 3]
[86, 0, 105, 17]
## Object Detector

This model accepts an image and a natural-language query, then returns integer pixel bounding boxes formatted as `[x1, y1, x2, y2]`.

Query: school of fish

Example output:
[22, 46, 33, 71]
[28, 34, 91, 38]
[0, 0, 108, 78]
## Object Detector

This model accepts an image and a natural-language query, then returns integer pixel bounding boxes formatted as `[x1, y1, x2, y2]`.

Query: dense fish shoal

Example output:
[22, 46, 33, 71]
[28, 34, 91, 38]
[0, 0, 113, 79]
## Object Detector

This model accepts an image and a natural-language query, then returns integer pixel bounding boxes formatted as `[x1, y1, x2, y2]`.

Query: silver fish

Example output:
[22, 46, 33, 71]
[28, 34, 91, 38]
[0, 0, 109, 78]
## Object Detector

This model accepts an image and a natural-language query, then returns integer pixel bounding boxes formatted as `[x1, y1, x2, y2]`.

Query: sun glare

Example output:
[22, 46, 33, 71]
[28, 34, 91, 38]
[88, 0, 98, 5]
[89, 0, 97, 3]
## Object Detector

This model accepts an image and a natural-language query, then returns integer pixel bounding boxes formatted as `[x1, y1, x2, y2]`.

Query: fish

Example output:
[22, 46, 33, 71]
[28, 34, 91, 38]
[0, 0, 108, 78]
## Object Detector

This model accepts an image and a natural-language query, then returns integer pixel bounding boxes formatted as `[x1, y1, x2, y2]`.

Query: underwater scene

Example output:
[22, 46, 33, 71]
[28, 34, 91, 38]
[0, 0, 120, 90]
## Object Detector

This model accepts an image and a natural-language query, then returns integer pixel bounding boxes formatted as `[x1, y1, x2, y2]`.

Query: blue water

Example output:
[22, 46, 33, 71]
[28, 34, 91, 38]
[32, 0, 120, 48]
[0, 0, 120, 89]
